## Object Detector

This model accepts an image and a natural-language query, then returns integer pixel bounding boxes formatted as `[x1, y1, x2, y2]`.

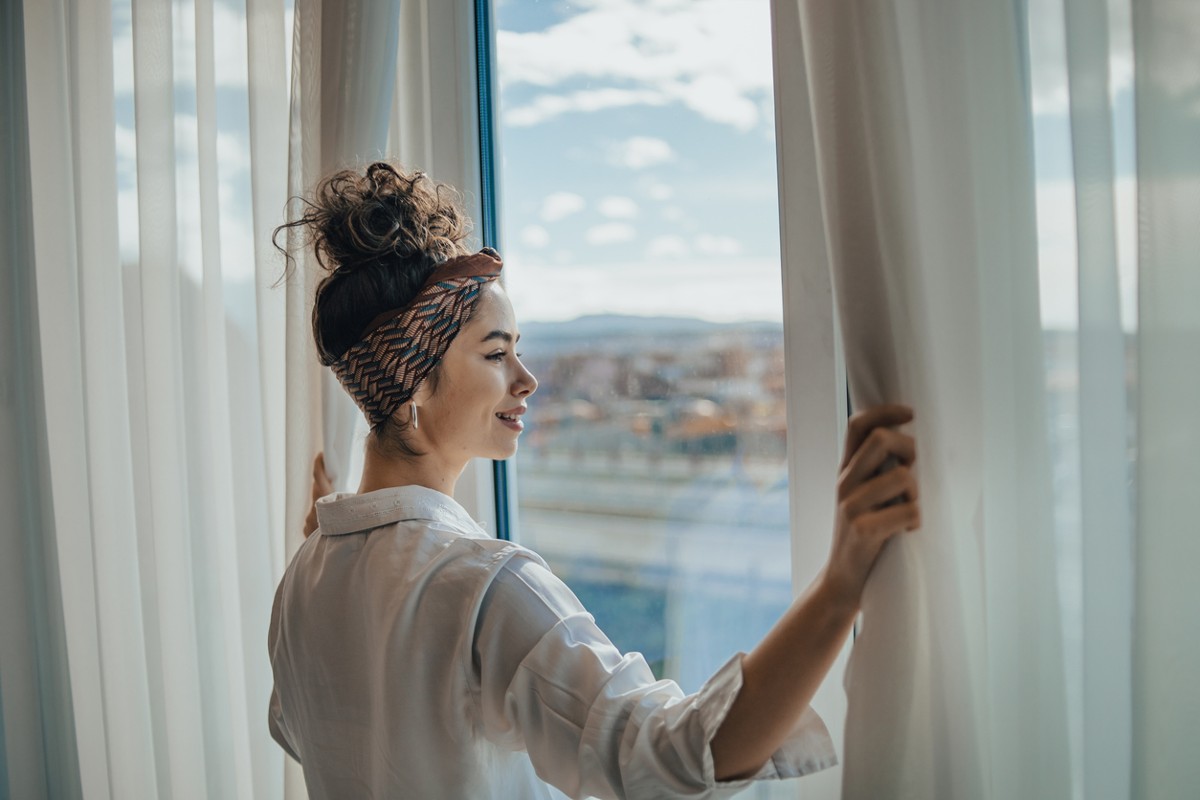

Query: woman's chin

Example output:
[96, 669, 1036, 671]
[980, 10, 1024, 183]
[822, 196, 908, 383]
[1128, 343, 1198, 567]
[476, 438, 519, 462]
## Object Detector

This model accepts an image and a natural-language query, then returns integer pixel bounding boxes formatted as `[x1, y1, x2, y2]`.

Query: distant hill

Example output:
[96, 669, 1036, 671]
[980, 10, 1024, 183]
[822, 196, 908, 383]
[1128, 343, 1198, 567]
[520, 314, 783, 356]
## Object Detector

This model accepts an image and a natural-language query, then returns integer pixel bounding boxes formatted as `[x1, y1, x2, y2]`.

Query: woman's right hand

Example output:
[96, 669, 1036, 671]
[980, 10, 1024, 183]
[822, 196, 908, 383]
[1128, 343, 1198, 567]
[823, 404, 920, 609]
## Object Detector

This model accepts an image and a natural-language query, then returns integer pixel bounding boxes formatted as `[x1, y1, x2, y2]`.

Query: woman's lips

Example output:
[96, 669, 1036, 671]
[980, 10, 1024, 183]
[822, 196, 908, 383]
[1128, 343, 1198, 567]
[496, 414, 524, 431]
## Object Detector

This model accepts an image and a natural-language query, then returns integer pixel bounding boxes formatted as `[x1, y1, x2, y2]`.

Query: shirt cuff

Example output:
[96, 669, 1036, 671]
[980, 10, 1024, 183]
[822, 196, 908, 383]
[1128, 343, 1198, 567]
[696, 652, 839, 790]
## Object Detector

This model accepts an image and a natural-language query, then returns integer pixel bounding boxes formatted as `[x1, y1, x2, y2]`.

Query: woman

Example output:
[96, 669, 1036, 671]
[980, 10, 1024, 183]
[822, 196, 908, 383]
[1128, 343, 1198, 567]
[268, 162, 920, 799]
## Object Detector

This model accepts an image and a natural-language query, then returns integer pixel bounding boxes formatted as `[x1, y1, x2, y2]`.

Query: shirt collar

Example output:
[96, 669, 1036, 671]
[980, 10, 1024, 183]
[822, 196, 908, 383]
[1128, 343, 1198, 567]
[314, 484, 485, 537]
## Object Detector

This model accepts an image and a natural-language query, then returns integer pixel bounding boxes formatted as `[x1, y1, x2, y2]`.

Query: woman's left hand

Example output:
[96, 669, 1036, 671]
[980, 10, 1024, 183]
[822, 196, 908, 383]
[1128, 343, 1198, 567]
[303, 452, 334, 538]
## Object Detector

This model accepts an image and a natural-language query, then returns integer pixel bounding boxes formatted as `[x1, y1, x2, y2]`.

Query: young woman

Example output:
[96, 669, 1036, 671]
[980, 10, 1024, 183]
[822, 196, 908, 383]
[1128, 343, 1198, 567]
[268, 162, 920, 799]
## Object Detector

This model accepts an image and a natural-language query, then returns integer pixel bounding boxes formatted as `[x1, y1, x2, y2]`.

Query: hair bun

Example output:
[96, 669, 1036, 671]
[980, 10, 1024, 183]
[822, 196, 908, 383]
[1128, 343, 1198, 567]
[271, 161, 476, 365]
[275, 161, 474, 279]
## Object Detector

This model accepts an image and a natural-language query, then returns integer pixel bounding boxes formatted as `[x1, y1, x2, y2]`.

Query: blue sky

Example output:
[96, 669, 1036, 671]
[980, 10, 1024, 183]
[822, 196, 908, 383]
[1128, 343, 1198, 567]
[493, 0, 789, 323]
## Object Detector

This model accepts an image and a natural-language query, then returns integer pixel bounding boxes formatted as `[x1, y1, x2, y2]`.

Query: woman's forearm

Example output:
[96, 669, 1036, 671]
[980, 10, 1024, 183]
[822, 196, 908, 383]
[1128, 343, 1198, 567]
[709, 569, 858, 781]
[709, 405, 920, 782]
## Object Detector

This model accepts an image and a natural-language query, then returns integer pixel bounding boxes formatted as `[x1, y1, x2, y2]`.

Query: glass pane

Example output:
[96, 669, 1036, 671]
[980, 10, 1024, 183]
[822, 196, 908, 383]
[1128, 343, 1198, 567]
[494, 5, 795, 794]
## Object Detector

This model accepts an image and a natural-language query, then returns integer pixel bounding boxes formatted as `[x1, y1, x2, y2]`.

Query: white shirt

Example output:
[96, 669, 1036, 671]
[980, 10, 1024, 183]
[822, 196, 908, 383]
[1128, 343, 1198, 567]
[268, 484, 837, 799]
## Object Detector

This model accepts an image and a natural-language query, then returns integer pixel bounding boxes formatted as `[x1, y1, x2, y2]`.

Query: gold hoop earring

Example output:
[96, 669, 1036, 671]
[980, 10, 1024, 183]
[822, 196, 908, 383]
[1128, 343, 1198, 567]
[410, 401, 419, 430]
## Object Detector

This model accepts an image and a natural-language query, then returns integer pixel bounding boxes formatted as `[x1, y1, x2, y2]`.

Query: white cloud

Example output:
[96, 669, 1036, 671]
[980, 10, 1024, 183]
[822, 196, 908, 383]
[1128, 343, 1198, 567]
[661, 206, 686, 221]
[609, 136, 675, 169]
[505, 88, 669, 127]
[696, 234, 742, 256]
[521, 224, 551, 248]
[670, 74, 759, 130]
[585, 222, 637, 245]
[541, 191, 586, 221]
[645, 182, 673, 201]
[505, 255, 786, 323]
[646, 235, 690, 258]
[598, 196, 639, 218]
[496, 0, 773, 130]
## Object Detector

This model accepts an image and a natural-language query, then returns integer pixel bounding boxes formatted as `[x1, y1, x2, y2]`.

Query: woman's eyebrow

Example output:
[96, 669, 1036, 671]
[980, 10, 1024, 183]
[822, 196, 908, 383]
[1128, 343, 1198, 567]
[480, 330, 520, 343]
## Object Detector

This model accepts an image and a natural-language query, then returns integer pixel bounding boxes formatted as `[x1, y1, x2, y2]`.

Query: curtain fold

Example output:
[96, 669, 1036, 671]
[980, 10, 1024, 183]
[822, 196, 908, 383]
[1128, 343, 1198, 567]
[769, 0, 849, 795]
[248, 0, 290, 583]
[1131, 3, 1200, 796]
[1062, 1, 1133, 797]
[1, 0, 83, 796]
[130, 1, 213, 795]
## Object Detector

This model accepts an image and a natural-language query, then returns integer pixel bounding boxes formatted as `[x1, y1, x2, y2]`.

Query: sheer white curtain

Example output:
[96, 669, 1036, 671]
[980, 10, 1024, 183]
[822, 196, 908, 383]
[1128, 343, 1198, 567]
[768, 4, 850, 796]
[771, 0, 1199, 797]
[5, 0, 494, 796]
[14, 0, 291, 796]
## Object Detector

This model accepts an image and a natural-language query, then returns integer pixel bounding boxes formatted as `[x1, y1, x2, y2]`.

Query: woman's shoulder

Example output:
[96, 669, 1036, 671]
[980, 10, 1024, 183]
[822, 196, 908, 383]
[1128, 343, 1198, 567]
[403, 527, 581, 623]
[387, 520, 553, 588]
[442, 532, 556, 586]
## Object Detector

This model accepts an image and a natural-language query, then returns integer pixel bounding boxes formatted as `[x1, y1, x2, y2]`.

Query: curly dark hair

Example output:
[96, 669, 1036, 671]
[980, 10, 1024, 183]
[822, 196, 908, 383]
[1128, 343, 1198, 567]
[273, 161, 476, 457]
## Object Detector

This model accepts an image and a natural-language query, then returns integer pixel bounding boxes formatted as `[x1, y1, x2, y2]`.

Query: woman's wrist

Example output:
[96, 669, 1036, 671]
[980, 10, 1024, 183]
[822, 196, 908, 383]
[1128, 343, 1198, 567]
[815, 564, 863, 621]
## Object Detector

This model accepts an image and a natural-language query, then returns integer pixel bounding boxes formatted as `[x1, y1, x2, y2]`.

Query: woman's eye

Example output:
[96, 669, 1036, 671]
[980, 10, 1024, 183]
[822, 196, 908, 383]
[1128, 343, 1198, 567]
[487, 352, 506, 361]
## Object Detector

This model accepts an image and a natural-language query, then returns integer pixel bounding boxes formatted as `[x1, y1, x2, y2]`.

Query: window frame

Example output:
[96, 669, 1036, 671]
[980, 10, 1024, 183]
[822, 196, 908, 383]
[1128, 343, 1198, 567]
[472, 0, 516, 541]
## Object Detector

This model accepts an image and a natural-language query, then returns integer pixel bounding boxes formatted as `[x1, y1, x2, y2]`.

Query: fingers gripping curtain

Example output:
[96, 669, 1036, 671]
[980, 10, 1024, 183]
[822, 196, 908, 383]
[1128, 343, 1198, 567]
[774, 1, 1072, 797]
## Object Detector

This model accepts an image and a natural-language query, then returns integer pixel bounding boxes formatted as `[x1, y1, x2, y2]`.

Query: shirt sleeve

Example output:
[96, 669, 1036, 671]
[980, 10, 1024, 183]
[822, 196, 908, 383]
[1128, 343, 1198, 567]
[471, 552, 838, 800]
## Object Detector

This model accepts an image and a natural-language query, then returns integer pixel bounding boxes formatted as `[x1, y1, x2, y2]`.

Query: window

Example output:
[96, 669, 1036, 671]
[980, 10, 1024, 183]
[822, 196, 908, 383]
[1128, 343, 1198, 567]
[492, 11, 797, 792]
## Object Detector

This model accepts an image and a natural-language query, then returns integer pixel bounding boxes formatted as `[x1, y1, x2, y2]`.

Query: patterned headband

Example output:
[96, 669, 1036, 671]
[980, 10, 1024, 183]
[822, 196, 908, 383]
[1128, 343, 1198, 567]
[326, 247, 504, 428]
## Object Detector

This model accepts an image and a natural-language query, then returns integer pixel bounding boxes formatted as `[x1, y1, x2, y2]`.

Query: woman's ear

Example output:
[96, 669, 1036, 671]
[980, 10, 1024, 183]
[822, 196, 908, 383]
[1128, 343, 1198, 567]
[410, 379, 434, 408]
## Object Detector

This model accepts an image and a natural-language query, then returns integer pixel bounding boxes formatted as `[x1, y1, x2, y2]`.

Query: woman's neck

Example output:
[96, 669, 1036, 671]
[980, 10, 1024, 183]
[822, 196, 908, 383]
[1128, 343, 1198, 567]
[355, 442, 466, 497]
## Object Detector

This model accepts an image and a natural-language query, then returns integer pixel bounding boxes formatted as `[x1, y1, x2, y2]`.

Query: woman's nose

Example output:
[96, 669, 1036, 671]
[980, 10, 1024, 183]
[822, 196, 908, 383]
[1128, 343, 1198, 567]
[515, 363, 538, 397]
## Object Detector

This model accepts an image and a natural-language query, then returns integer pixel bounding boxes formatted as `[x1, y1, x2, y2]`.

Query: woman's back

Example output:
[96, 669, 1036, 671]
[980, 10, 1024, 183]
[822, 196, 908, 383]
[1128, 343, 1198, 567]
[269, 484, 567, 798]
